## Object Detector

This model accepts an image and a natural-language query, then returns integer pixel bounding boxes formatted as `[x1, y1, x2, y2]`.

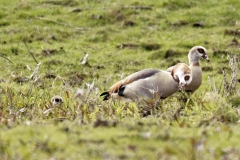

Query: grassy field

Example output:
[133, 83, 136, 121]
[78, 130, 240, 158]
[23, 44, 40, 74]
[0, 0, 240, 159]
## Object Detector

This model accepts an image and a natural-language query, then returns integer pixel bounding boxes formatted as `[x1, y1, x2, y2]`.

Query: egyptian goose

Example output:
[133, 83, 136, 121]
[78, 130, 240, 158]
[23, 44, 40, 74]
[167, 46, 209, 93]
[100, 63, 192, 102]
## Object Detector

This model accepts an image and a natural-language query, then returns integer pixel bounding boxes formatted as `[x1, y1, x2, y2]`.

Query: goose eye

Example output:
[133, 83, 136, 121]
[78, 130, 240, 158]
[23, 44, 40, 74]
[55, 98, 61, 103]
[184, 75, 190, 81]
[197, 48, 205, 53]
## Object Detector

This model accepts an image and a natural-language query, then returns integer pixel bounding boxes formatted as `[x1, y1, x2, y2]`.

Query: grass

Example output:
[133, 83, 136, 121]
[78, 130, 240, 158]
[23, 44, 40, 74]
[0, 0, 240, 159]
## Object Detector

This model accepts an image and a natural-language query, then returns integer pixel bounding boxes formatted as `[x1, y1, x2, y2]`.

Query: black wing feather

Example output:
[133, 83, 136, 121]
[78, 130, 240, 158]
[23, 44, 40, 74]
[100, 92, 110, 101]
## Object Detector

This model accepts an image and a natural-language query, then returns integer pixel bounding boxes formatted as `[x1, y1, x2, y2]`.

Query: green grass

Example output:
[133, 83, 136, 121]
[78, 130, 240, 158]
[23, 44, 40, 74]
[0, 0, 240, 159]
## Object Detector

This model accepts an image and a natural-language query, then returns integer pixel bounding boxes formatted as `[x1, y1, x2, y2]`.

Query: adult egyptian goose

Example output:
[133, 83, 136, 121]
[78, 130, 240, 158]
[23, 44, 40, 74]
[100, 63, 192, 102]
[167, 46, 209, 93]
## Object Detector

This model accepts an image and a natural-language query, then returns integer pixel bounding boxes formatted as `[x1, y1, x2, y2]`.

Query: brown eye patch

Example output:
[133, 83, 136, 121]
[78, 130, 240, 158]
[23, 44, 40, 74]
[184, 75, 190, 81]
[55, 98, 62, 103]
[197, 48, 205, 53]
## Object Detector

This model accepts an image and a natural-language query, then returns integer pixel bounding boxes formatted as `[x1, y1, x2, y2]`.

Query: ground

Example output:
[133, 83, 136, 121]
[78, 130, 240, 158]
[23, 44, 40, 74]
[0, 0, 240, 159]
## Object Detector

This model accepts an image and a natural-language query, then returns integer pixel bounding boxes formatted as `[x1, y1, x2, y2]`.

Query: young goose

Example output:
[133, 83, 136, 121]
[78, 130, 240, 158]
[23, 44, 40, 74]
[167, 46, 209, 93]
[100, 63, 192, 102]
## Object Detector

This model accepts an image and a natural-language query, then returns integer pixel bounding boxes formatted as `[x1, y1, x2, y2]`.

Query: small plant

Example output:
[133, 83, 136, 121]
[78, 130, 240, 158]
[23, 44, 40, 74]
[221, 54, 239, 96]
[208, 54, 239, 97]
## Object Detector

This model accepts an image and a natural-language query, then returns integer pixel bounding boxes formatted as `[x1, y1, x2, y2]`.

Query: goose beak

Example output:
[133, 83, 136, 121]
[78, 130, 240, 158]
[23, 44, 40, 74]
[203, 54, 210, 62]
[206, 57, 210, 62]
[179, 83, 187, 91]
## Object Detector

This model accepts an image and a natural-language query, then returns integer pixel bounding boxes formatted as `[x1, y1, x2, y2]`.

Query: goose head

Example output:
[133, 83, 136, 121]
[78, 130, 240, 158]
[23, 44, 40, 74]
[188, 46, 209, 64]
[171, 63, 193, 90]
